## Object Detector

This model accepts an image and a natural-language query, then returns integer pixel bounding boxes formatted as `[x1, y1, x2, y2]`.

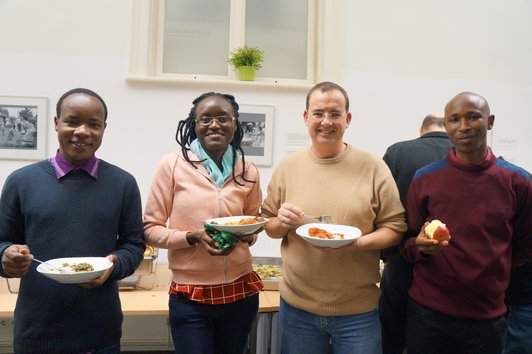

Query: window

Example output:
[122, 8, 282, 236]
[162, 0, 231, 76]
[128, 0, 319, 87]
[245, 0, 309, 80]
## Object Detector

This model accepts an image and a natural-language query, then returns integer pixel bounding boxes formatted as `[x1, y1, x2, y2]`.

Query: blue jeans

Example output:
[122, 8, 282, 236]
[280, 298, 382, 354]
[168, 293, 259, 354]
[504, 304, 532, 354]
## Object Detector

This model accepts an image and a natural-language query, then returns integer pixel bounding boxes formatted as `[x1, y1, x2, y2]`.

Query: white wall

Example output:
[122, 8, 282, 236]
[1, 0, 531, 260]
[340, 0, 532, 167]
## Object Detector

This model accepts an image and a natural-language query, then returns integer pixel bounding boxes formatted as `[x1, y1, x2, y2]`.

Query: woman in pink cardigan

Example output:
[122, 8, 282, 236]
[144, 92, 264, 354]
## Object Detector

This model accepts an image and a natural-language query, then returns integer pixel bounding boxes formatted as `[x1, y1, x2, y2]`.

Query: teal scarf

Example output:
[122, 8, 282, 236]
[190, 139, 236, 188]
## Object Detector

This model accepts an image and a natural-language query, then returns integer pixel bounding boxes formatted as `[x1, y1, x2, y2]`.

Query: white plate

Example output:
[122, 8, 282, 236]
[296, 223, 362, 248]
[205, 216, 269, 234]
[36, 257, 113, 284]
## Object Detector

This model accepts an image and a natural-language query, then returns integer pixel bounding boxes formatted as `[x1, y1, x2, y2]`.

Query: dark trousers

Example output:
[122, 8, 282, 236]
[378, 263, 413, 354]
[169, 293, 259, 354]
[89, 342, 120, 354]
[406, 299, 507, 354]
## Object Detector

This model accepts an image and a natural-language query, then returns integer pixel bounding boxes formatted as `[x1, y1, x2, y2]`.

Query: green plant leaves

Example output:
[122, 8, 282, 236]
[227, 45, 264, 70]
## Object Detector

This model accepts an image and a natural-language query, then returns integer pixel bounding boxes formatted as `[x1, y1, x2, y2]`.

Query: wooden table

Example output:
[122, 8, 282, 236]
[0, 286, 281, 353]
[118, 290, 169, 316]
[0, 289, 279, 317]
[1, 266, 281, 353]
[262, 290, 280, 311]
[0, 294, 17, 317]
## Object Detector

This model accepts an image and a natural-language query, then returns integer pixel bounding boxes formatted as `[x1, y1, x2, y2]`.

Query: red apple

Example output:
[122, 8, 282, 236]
[424, 220, 450, 242]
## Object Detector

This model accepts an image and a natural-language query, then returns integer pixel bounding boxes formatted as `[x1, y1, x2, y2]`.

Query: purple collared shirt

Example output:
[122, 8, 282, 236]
[48, 150, 100, 179]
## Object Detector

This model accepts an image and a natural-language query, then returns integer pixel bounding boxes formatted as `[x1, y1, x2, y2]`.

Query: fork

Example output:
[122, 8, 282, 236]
[32, 258, 65, 272]
[305, 215, 336, 224]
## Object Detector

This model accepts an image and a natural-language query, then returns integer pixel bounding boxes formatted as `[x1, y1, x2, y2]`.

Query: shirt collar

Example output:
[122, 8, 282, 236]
[420, 131, 449, 139]
[48, 150, 100, 179]
[448, 147, 495, 172]
[450, 146, 493, 162]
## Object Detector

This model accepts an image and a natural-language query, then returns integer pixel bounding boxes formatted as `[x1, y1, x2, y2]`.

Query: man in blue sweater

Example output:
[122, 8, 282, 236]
[0, 88, 145, 354]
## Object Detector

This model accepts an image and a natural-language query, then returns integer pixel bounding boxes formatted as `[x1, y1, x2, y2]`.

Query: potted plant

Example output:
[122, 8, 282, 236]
[227, 45, 264, 81]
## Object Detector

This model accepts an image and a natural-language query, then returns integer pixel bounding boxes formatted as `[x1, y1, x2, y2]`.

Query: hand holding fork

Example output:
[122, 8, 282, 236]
[277, 203, 337, 227]
[305, 214, 336, 224]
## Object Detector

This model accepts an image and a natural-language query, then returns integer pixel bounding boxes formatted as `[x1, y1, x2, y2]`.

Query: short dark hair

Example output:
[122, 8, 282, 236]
[175, 92, 255, 186]
[421, 114, 445, 130]
[56, 88, 108, 121]
[306, 81, 350, 112]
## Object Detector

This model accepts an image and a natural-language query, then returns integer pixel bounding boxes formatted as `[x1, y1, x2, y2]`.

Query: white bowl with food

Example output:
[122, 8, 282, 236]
[296, 223, 362, 248]
[205, 216, 269, 234]
[253, 262, 282, 291]
[36, 257, 113, 284]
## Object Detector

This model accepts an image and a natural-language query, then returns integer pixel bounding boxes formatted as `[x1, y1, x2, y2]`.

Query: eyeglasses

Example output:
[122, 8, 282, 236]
[310, 111, 345, 121]
[196, 116, 235, 126]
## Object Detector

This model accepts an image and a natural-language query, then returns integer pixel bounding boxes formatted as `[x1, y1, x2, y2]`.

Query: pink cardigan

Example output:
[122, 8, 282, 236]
[144, 151, 262, 285]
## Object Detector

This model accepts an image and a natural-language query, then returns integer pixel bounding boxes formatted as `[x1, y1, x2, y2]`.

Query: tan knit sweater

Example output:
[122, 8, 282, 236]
[262, 145, 406, 316]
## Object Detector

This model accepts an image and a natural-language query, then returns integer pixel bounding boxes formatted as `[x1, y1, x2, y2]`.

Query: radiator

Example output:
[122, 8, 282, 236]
[247, 312, 281, 354]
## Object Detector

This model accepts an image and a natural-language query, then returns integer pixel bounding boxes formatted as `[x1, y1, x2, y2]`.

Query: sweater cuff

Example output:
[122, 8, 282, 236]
[175, 230, 197, 249]
[247, 234, 258, 246]
[0, 243, 12, 277]
[109, 257, 122, 280]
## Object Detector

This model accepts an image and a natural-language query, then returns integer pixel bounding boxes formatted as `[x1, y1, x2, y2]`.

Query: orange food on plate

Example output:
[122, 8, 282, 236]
[223, 217, 264, 225]
[237, 217, 259, 225]
[308, 227, 344, 240]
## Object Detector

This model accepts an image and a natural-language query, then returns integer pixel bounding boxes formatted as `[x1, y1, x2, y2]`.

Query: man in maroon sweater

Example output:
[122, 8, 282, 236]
[401, 92, 532, 354]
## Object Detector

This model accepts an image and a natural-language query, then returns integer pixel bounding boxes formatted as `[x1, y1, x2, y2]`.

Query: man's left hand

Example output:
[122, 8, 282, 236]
[80, 254, 117, 289]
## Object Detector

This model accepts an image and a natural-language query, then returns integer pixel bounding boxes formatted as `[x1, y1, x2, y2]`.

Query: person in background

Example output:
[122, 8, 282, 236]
[0, 116, 6, 137]
[6, 123, 15, 144]
[20, 117, 36, 147]
[503, 241, 532, 353]
[401, 92, 531, 354]
[143, 92, 263, 354]
[379, 113, 453, 354]
[261, 81, 406, 354]
[0, 88, 145, 354]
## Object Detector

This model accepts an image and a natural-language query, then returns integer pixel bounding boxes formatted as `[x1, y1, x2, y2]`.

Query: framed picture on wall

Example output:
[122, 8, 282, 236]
[0, 96, 48, 160]
[239, 104, 274, 166]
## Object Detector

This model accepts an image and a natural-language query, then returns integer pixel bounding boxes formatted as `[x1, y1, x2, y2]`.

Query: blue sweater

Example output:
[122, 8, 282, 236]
[0, 160, 145, 354]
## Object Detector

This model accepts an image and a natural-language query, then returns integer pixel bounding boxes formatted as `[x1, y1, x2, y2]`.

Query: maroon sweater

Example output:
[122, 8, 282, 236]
[402, 148, 532, 320]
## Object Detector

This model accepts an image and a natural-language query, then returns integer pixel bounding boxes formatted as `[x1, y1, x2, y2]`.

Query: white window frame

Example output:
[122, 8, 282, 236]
[127, 0, 329, 88]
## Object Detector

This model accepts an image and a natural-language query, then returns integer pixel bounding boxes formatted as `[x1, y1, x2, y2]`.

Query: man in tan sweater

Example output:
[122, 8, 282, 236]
[262, 81, 406, 354]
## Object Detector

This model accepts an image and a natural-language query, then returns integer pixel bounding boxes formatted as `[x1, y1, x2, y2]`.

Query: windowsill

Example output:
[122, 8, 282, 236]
[125, 75, 313, 90]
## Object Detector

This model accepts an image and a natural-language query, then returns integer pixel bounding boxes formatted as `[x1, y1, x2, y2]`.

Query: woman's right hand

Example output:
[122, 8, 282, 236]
[187, 230, 237, 256]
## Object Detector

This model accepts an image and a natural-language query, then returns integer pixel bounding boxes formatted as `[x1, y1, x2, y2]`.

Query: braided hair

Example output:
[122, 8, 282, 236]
[175, 92, 255, 186]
